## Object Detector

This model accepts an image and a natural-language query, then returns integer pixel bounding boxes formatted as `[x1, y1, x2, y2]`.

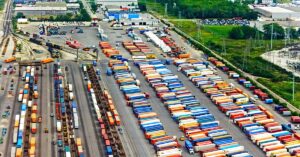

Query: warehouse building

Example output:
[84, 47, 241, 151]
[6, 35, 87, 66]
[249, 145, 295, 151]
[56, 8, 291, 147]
[254, 6, 300, 20]
[14, 2, 67, 16]
[66, 3, 80, 11]
[97, 0, 137, 7]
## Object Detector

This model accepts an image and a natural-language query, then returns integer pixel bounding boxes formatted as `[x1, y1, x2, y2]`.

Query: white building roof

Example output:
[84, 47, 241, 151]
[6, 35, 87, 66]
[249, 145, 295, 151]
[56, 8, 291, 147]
[66, 3, 80, 7]
[256, 6, 295, 13]
[15, 6, 67, 11]
[98, 0, 137, 2]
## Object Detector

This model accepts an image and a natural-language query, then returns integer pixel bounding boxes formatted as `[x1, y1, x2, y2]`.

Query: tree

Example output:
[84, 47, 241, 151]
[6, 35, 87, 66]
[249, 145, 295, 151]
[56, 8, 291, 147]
[290, 28, 299, 39]
[16, 12, 24, 19]
[91, 3, 97, 13]
[16, 43, 22, 52]
[49, 16, 54, 21]
[263, 23, 285, 39]
[229, 27, 245, 39]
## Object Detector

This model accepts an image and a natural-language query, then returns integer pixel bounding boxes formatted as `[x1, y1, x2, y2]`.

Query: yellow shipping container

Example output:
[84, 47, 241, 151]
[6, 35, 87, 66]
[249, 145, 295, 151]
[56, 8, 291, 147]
[76, 138, 82, 146]
[30, 137, 36, 147]
[16, 148, 22, 157]
[31, 113, 37, 123]
[29, 146, 35, 155]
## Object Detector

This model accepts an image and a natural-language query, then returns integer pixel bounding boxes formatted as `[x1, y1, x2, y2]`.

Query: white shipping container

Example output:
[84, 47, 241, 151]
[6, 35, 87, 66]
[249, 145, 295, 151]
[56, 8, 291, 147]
[69, 92, 74, 100]
[28, 100, 32, 108]
[194, 143, 216, 152]
[22, 71, 26, 80]
[21, 111, 26, 116]
[13, 128, 18, 144]
[22, 99, 27, 105]
[157, 148, 182, 157]
[11, 147, 16, 157]
[223, 146, 244, 154]
[25, 76, 29, 83]
[68, 84, 73, 92]
[66, 152, 71, 157]
[18, 94, 23, 102]
[74, 113, 79, 129]
[57, 121, 62, 132]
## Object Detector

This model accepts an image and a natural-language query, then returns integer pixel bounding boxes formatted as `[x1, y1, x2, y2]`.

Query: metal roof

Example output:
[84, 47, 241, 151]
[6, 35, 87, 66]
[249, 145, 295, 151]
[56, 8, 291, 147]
[256, 6, 295, 13]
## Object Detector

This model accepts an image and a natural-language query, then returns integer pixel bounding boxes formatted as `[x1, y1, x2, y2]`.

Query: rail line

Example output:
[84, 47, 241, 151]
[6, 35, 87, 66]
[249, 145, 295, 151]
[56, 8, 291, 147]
[67, 64, 91, 157]
[86, 65, 126, 156]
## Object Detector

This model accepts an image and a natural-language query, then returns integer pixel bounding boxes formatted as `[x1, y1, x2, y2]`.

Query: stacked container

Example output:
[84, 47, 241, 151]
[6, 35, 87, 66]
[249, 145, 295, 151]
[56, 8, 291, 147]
[134, 59, 251, 156]
[109, 59, 182, 156]
[174, 58, 300, 156]
[99, 42, 120, 58]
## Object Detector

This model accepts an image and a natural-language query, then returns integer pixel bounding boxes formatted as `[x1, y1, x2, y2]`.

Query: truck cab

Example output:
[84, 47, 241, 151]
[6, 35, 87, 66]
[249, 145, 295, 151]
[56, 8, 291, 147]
[184, 140, 194, 154]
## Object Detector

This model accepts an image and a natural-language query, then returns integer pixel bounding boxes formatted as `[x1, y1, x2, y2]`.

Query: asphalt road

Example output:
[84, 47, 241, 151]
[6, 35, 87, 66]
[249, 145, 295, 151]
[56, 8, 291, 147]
[0, 65, 18, 157]
[3, 66, 28, 157]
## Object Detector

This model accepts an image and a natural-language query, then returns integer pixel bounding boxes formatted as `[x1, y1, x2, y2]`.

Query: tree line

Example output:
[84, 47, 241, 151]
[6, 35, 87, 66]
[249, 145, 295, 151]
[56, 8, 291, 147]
[140, 0, 258, 20]
[229, 23, 299, 40]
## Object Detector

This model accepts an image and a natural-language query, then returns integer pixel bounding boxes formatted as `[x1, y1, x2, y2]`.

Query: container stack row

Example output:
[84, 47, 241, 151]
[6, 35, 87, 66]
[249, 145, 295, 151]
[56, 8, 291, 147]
[84, 64, 122, 156]
[122, 41, 156, 59]
[160, 36, 189, 58]
[99, 42, 121, 58]
[144, 31, 171, 54]
[15, 66, 39, 157]
[134, 59, 251, 157]
[174, 58, 300, 157]
[108, 59, 182, 157]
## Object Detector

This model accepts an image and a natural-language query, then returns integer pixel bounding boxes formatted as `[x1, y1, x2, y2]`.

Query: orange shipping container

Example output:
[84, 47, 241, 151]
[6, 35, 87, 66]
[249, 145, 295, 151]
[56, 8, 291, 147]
[178, 53, 190, 59]
[265, 111, 274, 119]
[41, 58, 54, 64]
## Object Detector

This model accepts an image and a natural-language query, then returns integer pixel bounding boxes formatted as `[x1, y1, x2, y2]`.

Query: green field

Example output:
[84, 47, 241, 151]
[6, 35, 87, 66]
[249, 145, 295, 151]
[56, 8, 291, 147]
[258, 78, 300, 108]
[169, 20, 300, 107]
[0, 0, 4, 10]
[140, 0, 257, 19]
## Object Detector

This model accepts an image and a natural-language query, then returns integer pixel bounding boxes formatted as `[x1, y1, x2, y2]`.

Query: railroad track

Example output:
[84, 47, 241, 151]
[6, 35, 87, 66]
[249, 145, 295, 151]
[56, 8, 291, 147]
[49, 64, 57, 157]
[38, 65, 44, 157]
[2, 37, 10, 56]
[86, 65, 126, 157]
[67, 64, 91, 157]
[3, 0, 13, 37]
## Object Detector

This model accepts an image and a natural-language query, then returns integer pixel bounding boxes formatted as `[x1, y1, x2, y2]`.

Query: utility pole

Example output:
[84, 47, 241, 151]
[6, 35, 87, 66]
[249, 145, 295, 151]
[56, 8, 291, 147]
[293, 73, 295, 101]
[76, 48, 79, 62]
[196, 19, 201, 41]
[164, 3, 168, 17]
[222, 38, 226, 55]
[178, 11, 182, 28]
[271, 23, 273, 50]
